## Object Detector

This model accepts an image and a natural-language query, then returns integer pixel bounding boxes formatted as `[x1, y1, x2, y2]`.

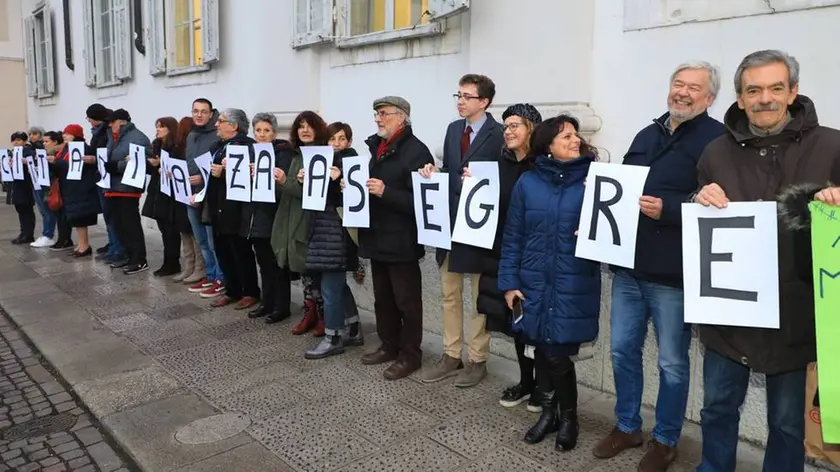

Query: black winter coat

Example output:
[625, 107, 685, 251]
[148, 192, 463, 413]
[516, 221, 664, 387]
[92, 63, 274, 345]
[142, 138, 182, 222]
[54, 141, 101, 220]
[240, 139, 291, 240]
[476, 149, 533, 334]
[305, 147, 359, 272]
[8, 146, 35, 206]
[359, 127, 434, 262]
[205, 133, 253, 235]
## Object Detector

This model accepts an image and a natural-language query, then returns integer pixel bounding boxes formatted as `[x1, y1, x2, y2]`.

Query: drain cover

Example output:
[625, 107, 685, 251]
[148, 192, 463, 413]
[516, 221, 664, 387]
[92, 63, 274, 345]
[175, 413, 251, 445]
[0, 413, 77, 441]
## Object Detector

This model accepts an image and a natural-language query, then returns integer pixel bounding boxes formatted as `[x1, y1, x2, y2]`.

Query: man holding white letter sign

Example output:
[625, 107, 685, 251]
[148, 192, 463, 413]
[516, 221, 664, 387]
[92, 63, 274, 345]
[594, 62, 725, 471]
[692, 50, 840, 472]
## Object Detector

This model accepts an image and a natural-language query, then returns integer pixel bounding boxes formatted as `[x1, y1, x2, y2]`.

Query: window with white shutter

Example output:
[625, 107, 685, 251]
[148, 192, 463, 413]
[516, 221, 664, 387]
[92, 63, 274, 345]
[112, 0, 132, 80]
[24, 6, 57, 98]
[337, 0, 467, 48]
[156, 0, 219, 75]
[85, 0, 134, 88]
[23, 16, 38, 97]
[82, 0, 97, 86]
[145, 0, 166, 75]
[293, 0, 334, 49]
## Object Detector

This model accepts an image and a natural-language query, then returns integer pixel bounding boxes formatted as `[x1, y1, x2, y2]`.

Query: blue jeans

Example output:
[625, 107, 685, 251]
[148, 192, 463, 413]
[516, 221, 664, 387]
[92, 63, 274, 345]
[698, 349, 805, 472]
[99, 190, 124, 257]
[610, 270, 692, 446]
[187, 206, 223, 282]
[33, 188, 55, 238]
[321, 271, 359, 335]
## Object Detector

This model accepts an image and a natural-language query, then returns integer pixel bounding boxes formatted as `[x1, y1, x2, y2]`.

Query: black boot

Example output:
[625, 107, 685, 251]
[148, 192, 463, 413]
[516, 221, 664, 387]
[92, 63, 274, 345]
[523, 391, 557, 444]
[555, 367, 579, 451]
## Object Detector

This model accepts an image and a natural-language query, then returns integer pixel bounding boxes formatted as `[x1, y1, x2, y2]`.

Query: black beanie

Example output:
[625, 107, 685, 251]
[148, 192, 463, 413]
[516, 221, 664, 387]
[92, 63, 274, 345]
[86, 103, 110, 121]
[107, 108, 131, 123]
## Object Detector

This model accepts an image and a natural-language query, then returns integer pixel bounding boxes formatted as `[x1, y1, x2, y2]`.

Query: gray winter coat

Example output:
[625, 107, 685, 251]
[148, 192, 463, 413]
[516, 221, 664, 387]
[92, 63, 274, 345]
[185, 111, 221, 193]
[106, 122, 152, 194]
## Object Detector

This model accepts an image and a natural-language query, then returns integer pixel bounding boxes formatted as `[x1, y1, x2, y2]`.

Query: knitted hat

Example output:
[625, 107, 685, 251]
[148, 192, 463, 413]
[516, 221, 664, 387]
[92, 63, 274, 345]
[502, 103, 543, 125]
[107, 108, 131, 123]
[86, 103, 111, 121]
[63, 124, 85, 140]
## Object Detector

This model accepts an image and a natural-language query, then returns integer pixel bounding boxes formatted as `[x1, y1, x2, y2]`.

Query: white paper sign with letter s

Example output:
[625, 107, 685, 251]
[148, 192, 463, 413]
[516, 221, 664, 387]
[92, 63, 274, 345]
[96, 148, 110, 189]
[342, 156, 370, 228]
[301, 146, 333, 211]
[225, 145, 251, 202]
[67, 142, 85, 181]
[121, 144, 147, 189]
[452, 162, 500, 249]
[681, 201, 780, 329]
[12, 147, 24, 180]
[412, 172, 451, 250]
[35, 149, 50, 186]
[575, 162, 650, 269]
[251, 143, 276, 203]
[0, 149, 12, 182]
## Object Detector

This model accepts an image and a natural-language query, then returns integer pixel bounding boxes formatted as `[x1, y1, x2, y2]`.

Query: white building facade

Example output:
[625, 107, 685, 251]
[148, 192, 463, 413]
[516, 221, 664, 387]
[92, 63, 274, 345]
[1, 0, 27, 141]
[20, 0, 840, 446]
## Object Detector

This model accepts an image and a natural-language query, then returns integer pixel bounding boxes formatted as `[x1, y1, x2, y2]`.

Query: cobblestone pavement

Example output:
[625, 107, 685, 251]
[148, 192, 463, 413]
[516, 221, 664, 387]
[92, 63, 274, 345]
[0, 310, 135, 471]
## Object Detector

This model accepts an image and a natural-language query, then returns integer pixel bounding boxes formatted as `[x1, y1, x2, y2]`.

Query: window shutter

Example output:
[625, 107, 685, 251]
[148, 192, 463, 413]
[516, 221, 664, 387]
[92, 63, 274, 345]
[41, 6, 56, 96]
[24, 16, 38, 97]
[113, 0, 132, 80]
[292, 0, 333, 49]
[82, 0, 97, 86]
[202, 0, 220, 64]
[145, 0, 166, 74]
[427, 0, 469, 21]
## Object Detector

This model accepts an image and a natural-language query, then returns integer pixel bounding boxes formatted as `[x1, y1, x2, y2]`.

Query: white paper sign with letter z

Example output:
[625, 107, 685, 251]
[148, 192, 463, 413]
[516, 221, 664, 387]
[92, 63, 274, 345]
[412, 172, 451, 250]
[681, 201, 780, 329]
[121, 144, 147, 189]
[225, 145, 251, 202]
[301, 146, 333, 211]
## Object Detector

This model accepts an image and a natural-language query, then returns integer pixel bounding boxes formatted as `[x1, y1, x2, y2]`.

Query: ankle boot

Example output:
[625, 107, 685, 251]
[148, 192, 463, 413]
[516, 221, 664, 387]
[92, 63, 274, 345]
[523, 391, 558, 444]
[555, 368, 579, 451]
[184, 237, 206, 284]
[304, 333, 345, 359]
[291, 300, 318, 335]
[312, 299, 326, 337]
[174, 233, 195, 282]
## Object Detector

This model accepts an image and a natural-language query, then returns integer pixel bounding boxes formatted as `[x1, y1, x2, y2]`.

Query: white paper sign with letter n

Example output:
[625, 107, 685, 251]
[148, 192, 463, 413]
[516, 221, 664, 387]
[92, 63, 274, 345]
[12, 147, 24, 180]
[0, 149, 12, 183]
[122, 144, 147, 189]
[251, 143, 276, 203]
[35, 149, 50, 186]
[225, 145, 251, 202]
[575, 162, 650, 269]
[168, 157, 192, 205]
[681, 201, 780, 329]
[452, 162, 500, 249]
[342, 155, 370, 228]
[96, 148, 110, 189]
[67, 142, 85, 181]
[412, 172, 451, 250]
[301, 146, 333, 211]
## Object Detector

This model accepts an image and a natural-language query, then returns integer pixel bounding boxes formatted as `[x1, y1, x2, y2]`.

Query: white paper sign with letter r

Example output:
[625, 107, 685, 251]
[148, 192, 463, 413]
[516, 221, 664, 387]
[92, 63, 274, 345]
[681, 201, 780, 329]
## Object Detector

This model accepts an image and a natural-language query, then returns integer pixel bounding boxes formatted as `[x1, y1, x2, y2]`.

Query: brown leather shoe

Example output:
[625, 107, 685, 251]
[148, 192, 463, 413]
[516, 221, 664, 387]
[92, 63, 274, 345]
[234, 296, 259, 310]
[361, 347, 398, 365]
[593, 427, 643, 459]
[383, 359, 420, 380]
[211, 296, 236, 308]
[637, 439, 677, 472]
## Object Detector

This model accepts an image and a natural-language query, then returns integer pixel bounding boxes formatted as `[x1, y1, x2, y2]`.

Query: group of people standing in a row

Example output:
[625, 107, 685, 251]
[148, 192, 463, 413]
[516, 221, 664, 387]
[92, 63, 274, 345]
[6, 47, 839, 472]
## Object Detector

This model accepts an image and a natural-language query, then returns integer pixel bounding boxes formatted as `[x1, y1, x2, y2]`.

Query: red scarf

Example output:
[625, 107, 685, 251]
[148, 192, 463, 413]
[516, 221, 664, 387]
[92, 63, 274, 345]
[376, 127, 406, 160]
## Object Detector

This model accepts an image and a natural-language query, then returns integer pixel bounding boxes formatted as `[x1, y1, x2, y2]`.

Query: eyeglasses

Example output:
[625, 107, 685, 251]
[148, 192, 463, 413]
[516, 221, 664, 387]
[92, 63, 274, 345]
[503, 122, 525, 132]
[192, 109, 211, 116]
[217, 118, 230, 124]
[453, 93, 482, 101]
[374, 110, 401, 118]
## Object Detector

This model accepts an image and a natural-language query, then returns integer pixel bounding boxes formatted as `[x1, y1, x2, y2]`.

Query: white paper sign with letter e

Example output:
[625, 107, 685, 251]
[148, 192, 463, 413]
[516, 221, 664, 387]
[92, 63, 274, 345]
[412, 172, 451, 250]
[168, 157, 192, 205]
[452, 162, 500, 249]
[96, 148, 110, 189]
[122, 144, 147, 189]
[301, 146, 333, 211]
[225, 145, 251, 202]
[251, 143, 276, 203]
[12, 147, 24, 180]
[0, 150, 12, 183]
[35, 149, 50, 186]
[67, 142, 85, 181]
[342, 156, 370, 228]
[575, 162, 650, 268]
[681, 201, 780, 329]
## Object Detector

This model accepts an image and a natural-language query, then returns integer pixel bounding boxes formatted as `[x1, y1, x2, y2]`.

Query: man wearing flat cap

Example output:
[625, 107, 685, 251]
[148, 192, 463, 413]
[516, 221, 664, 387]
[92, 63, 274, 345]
[356, 95, 434, 380]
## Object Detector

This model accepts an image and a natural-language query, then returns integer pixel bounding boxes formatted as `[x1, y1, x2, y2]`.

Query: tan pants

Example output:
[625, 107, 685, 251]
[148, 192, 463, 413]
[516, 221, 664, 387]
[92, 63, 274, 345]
[440, 255, 490, 362]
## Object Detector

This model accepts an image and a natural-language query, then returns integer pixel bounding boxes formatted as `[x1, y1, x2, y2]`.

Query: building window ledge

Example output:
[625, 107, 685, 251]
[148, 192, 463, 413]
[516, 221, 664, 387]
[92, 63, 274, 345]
[37, 96, 58, 107]
[94, 83, 128, 99]
[335, 22, 443, 49]
[162, 67, 217, 89]
[166, 64, 211, 78]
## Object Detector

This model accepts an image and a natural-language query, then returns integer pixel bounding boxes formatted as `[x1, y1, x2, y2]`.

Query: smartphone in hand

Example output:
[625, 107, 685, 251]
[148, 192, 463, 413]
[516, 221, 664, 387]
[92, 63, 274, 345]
[512, 298, 523, 323]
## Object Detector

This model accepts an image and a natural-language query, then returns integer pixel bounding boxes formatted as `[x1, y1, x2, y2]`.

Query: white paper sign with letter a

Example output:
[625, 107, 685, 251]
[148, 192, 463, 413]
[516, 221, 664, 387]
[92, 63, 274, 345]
[452, 162, 500, 250]
[412, 172, 451, 250]
[301, 146, 333, 211]
[225, 145, 251, 202]
[67, 142, 85, 181]
[251, 143, 276, 203]
[342, 156, 370, 228]
[168, 157, 192, 205]
[575, 162, 650, 269]
[122, 144, 147, 189]
[681, 202, 780, 329]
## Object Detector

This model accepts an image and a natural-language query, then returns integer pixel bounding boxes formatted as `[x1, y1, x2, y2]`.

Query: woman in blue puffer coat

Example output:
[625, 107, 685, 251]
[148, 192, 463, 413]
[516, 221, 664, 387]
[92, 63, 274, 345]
[498, 114, 601, 452]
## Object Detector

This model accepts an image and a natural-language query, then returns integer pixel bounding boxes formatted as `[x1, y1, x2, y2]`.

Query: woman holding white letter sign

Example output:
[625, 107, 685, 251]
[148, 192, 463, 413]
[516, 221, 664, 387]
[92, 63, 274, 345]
[498, 115, 601, 452]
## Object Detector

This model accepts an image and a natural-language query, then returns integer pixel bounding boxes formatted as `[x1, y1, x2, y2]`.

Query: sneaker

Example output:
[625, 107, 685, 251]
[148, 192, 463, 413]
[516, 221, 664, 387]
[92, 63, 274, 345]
[200, 281, 225, 298]
[499, 383, 533, 408]
[187, 279, 212, 293]
[527, 395, 543, 413]
[123, 263, 149, 275]
[30, 236, 55, 248]
[417, 355, 464, 384]
[109, 257, 130, 269]
[50, 240, 74, 251]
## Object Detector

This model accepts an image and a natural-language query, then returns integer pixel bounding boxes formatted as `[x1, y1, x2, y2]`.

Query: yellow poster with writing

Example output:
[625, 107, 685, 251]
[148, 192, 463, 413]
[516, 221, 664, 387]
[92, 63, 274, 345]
[810, 201, 840, 443]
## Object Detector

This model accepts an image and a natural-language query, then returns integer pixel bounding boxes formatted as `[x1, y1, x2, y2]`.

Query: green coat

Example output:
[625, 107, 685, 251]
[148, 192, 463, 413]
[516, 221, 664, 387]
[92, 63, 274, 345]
[271, 150, 309, 273]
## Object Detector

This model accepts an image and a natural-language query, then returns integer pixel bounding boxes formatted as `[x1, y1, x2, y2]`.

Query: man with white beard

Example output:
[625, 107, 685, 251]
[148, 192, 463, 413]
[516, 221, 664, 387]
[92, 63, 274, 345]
[592, 62, 725, 472]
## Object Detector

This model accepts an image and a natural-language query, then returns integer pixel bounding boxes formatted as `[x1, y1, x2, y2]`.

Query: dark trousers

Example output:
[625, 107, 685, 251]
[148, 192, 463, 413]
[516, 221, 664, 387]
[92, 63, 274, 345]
[157, 220, 181, 269]
[214, 232, 259, 300]
[56, 209, 72, 243]
[108, 197, 146, 265]
[15, 204, 35, 238]
[370, 259, 423, 364]
[515, 337, 536, 390]
[252, 237, 290, 316]
[535, 349, 577, 411]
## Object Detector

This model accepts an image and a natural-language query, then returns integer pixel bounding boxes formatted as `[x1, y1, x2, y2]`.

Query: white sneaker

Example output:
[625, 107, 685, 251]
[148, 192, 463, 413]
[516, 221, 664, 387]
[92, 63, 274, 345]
[30, 236, 55, 248]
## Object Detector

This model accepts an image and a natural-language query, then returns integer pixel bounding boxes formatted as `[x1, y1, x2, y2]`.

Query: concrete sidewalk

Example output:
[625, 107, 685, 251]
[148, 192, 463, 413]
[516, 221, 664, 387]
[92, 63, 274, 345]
[0, 204, 832, 472]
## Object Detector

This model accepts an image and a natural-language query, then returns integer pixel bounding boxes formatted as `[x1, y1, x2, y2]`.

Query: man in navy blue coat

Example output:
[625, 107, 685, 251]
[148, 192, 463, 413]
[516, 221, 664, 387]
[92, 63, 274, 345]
[593, 62, 726, 472]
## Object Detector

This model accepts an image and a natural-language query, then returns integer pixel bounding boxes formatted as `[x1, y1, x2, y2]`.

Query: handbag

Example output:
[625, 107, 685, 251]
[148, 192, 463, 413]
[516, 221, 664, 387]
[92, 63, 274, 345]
[805, 362, 840, 466]
[47, 177, 62, 212]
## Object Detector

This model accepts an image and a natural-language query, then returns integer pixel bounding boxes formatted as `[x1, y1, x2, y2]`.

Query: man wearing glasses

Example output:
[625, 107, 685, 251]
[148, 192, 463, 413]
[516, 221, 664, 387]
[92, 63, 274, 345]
[418, 74, 504, 388]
